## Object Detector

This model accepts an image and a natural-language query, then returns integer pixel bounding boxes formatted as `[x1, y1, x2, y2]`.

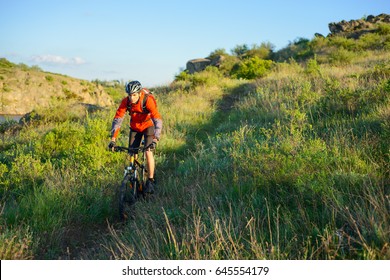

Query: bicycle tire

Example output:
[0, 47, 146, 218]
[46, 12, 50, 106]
[119, 174, 136, 221]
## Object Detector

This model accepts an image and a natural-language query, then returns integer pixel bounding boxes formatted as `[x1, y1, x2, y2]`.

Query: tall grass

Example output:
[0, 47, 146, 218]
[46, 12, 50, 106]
[0, 48, 389, 259]
[99, 50, 389, 260]
[0, 103, 123, 258]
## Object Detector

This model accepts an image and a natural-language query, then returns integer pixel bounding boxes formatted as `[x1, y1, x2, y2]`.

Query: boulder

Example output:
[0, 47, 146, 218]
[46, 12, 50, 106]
[210, 55, 225, 67]
[328, 13, 390, 39]
[186, 55, 225, 74]
[186, 58, 211, 74]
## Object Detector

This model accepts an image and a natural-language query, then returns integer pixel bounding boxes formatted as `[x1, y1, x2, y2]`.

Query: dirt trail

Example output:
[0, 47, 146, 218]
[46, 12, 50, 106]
[53, 82, 258, 260]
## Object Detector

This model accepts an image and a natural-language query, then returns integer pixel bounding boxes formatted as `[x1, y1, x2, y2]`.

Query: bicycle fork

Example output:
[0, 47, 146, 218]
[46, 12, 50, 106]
[124, 164, 143, 195]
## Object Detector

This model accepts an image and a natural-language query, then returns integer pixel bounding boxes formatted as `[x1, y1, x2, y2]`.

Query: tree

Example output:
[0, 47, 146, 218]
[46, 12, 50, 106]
[231, 44, 250, 58]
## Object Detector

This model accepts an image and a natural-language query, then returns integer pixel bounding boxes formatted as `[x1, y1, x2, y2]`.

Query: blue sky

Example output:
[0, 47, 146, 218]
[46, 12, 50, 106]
[1, 0, 389, 87]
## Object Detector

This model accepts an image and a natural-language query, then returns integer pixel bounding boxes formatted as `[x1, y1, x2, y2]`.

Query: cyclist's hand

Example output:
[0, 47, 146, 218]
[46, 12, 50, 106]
[108, 140, 116, 151]
[151, 138, 158, 150]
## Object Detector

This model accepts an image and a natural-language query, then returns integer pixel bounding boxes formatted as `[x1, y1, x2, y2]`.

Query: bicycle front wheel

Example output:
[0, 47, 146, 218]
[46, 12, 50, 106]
[119, 174, 136, 221]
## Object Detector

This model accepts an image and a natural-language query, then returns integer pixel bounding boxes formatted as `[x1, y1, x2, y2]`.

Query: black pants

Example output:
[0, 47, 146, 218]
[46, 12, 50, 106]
[129, 126, 155, 152]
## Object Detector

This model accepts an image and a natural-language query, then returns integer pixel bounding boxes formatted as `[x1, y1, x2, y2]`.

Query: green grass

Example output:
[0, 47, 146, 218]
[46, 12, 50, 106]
[0, 40, 389, 260]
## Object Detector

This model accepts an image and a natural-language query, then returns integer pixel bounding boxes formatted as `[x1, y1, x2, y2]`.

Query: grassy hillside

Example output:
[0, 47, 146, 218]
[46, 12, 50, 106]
[0, 21, 389, 259]
[0, 59, 113, 115]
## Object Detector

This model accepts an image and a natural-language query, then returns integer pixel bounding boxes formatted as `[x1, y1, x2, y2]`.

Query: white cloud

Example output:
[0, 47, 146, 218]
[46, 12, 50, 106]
[30, 54, 86, 65]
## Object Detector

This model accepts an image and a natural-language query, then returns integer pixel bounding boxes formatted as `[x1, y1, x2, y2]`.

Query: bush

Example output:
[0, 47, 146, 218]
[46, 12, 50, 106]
[0, 227, 34, 259]
[377, 23, 390, 35]
[243, 42, 274, 60]
[273, 37, 314, 62]
[0, 58, 15, 69]
[231, 57, 273, 80]
[231, 44, 250, 58]
[208, 48, 229, 59]
[174, 70, 190, 82]
[305, 56, 321, 76]
[218, 55, 240, 76]
[191, 66, 223, 87]
[358, 33, 386, 50]
[328, 36, 357, 51]
[328, 48, 356, 65]
[174, 67, 223, 89]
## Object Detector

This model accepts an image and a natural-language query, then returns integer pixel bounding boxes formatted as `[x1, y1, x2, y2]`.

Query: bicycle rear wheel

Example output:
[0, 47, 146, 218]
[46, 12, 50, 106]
[119, 174, 136, 221]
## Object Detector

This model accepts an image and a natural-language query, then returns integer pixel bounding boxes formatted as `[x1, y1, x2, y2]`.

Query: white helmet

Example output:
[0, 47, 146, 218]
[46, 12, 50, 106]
[125, 80, 142, 94]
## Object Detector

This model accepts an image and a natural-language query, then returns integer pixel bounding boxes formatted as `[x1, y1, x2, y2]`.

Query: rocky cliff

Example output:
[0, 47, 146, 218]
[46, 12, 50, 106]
[328, 13, 390, 39]
[0, 59, 113, 115]
[185, 14, 390, 74]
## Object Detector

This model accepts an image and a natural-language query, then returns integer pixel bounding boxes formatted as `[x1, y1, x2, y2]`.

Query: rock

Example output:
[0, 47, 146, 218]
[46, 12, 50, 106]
[186, 55, 225, 74]
[186, 58, 211, 74]
[210, 55, 225, 67]
[328, 13, 390, 39]
[366, 15, 376, 23]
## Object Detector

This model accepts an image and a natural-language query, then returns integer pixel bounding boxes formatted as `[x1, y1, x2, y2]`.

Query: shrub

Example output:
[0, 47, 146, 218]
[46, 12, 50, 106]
[377, 23, 390, 35]
[0, 227, 34, 259]
[175, 70, 190, 82]
[105, 87, 125, 103]
[358, 32, 386, 50]
[2, 83, 11, 92]
[310, 36, 329, 51]
[0, 58, 14, 69]
[18, 63, 30, 71]
[30, 65, 42, 72]
[191, 66, 223, 87]
[273, 37, 313, 61]
[208, 48, 229, 59]
[243, 42, 274, 60]
[0, 119, 19, 134]
[218, 55, 240, 76]
[305, 56, 321, 76]
[231, 44, 250, 58]
[63, 88, 79, 100]
[328, 36, 357, 51]
[174, 66, 223, 88]
[231, 57, 273, 80]
[292, 37, 314, 60]
[328, 48, 356, 65]
[45, 75, 54, 82]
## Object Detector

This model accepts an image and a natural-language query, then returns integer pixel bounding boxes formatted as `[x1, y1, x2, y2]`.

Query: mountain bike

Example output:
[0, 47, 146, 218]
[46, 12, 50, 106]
[114, 143, 153, 221]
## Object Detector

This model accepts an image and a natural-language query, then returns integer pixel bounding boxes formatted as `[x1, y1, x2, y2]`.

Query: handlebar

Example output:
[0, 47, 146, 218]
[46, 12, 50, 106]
[113, 143, 154, 153]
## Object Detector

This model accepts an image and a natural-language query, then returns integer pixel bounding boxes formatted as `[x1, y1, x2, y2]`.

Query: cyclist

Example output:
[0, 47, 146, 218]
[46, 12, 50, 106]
[108, 80, 162, 194]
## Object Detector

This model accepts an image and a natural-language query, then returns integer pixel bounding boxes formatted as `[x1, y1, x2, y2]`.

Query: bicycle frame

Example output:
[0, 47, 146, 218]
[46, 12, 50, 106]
[115, 146, 146, 194]
[114, 143, 153, 220]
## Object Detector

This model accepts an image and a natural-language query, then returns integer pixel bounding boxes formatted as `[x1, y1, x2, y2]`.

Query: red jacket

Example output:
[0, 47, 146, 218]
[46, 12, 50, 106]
[110, 89, 162, 139]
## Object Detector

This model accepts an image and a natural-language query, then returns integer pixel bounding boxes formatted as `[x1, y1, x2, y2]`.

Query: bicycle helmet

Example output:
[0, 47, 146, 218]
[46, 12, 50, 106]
[125, 80, 142, 94]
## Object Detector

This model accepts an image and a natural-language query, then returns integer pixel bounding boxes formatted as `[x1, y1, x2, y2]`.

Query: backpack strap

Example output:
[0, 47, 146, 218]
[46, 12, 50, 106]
[141, 93, 149, 113]
[126, 91, 152, 114]
[126, 97, 131, 111]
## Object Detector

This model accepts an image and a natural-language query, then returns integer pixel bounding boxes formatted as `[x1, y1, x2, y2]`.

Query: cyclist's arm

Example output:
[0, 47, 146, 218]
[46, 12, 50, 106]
[152, 118, 162, 140]
[110, 98, 128, 140]
[146, 97, 162, 140]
